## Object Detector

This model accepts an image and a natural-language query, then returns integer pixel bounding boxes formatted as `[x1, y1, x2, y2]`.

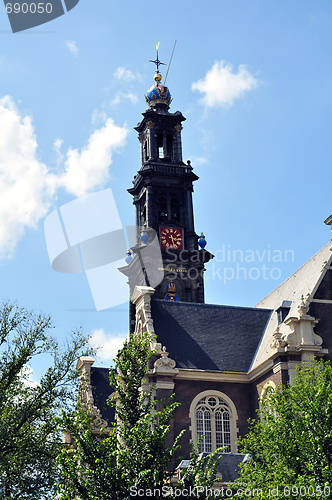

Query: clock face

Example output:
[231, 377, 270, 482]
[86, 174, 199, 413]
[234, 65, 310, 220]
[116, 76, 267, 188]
[160, 227, 183, 250]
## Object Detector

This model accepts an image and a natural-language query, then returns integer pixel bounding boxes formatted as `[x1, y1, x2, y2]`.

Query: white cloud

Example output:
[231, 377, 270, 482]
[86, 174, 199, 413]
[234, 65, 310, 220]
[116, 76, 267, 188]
[59, 117, 128, 197]
[110, 92, 138, 106]
[114, 67, 136, 81]
[103, 67, 141, 101]
[65, 40, 79, 57]
[0, 96, 128, 259]
[53, 137, 64, 164]
[91, 110, 108, 126]
[191, 156, 208, 165]
[113, 67, 142, 83]
[53, 138, 63, 151]
[192, 61, 258, 108]
[89, 328, 128, 362]
[0, 96, 57, 259]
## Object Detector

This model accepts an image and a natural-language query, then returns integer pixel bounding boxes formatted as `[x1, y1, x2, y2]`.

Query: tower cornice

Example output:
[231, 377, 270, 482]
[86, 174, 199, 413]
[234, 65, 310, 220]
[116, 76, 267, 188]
[128, 165, 199, 197]
[135, 109, 186, 133]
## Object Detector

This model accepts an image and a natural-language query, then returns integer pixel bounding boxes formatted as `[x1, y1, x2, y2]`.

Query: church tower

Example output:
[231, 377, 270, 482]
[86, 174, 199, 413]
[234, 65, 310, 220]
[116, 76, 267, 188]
[126, 48, 213, 330]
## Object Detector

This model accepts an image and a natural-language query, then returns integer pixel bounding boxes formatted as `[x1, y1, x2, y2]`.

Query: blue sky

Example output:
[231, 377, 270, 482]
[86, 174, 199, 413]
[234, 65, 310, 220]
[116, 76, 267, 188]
[1, 1, 332, 377]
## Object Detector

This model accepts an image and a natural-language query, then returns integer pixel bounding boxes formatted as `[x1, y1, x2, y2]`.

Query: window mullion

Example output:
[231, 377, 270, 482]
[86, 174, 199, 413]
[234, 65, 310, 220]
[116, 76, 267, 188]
[211, 411, 216, 452]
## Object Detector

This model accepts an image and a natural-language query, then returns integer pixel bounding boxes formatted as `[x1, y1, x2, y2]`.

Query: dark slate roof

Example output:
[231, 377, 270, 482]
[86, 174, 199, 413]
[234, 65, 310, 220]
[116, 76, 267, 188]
[151, 300, 272, 372]
[90, 367, 115, 426]
[217, 453, 248, 483]
[178, 453, 248, 483]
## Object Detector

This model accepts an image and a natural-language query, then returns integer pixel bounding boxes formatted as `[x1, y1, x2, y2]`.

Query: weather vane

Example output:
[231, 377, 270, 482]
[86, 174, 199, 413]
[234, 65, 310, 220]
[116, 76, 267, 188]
[149, 42, 166, 72]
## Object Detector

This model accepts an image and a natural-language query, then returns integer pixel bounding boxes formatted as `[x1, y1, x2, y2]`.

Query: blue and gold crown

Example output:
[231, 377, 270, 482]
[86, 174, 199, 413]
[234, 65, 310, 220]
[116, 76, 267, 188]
[145, 72, 172, 108]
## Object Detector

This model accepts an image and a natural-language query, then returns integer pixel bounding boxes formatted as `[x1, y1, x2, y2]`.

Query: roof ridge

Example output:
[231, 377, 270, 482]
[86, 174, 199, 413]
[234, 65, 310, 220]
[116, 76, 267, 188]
[153, 299, 272, 313]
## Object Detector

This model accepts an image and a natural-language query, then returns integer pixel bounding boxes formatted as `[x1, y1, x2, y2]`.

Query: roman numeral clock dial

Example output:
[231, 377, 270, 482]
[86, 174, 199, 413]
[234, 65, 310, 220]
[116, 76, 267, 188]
[160, 227, 183, 250]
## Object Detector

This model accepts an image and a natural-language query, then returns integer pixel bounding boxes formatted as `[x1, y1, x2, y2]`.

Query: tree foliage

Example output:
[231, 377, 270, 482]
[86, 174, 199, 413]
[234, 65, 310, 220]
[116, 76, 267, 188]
[57, 331, 221, 499]
[0, 302, 90, 500]
[234, 359, 332, 499]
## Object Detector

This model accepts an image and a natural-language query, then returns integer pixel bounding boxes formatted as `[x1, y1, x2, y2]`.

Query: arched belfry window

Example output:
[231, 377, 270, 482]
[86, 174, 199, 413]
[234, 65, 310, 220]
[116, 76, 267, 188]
[189, 391, 238, 453]
[158, 196, 168, 220]
[157, 133, 164, 159]
[166, 133, 173, 159]
[155, 130, 175, 161]
[170, 197, 180, 222]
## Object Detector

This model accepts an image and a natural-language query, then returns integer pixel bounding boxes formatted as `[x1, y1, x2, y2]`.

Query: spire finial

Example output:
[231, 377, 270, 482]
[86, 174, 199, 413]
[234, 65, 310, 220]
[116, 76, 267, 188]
[145, 44, 172, 108]
[149, 42, 166, 74]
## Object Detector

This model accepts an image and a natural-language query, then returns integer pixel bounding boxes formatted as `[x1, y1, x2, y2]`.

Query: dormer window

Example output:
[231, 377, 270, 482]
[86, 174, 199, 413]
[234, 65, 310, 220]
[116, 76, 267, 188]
[276, 300, 292, 325]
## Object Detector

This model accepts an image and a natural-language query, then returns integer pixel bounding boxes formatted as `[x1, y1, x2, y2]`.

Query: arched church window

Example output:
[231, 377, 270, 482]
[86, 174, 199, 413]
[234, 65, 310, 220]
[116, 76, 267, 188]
[260, 381, 276, 402]
[166, 134, 173, 159]
[170, 197, 180, 222]
[260, 381, 276, 420]
[189, 391, 238, 453]
[158, 196, 168, 220]
[157, 133, 164, 159]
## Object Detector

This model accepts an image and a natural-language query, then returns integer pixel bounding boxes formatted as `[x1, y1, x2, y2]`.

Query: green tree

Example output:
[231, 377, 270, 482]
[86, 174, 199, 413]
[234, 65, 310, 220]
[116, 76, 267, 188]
[234, 359, 332, 499]
[57, 331, 222, 500]
[0, 302, 90, 500]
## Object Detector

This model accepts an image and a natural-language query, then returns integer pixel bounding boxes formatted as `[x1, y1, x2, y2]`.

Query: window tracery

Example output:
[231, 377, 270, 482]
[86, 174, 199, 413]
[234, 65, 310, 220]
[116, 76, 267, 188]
[189, 390, 238, 453]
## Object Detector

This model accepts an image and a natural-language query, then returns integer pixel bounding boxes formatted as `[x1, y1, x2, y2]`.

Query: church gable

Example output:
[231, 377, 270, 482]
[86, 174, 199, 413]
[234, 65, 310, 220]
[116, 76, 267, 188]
[252, 243, 332, 370]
